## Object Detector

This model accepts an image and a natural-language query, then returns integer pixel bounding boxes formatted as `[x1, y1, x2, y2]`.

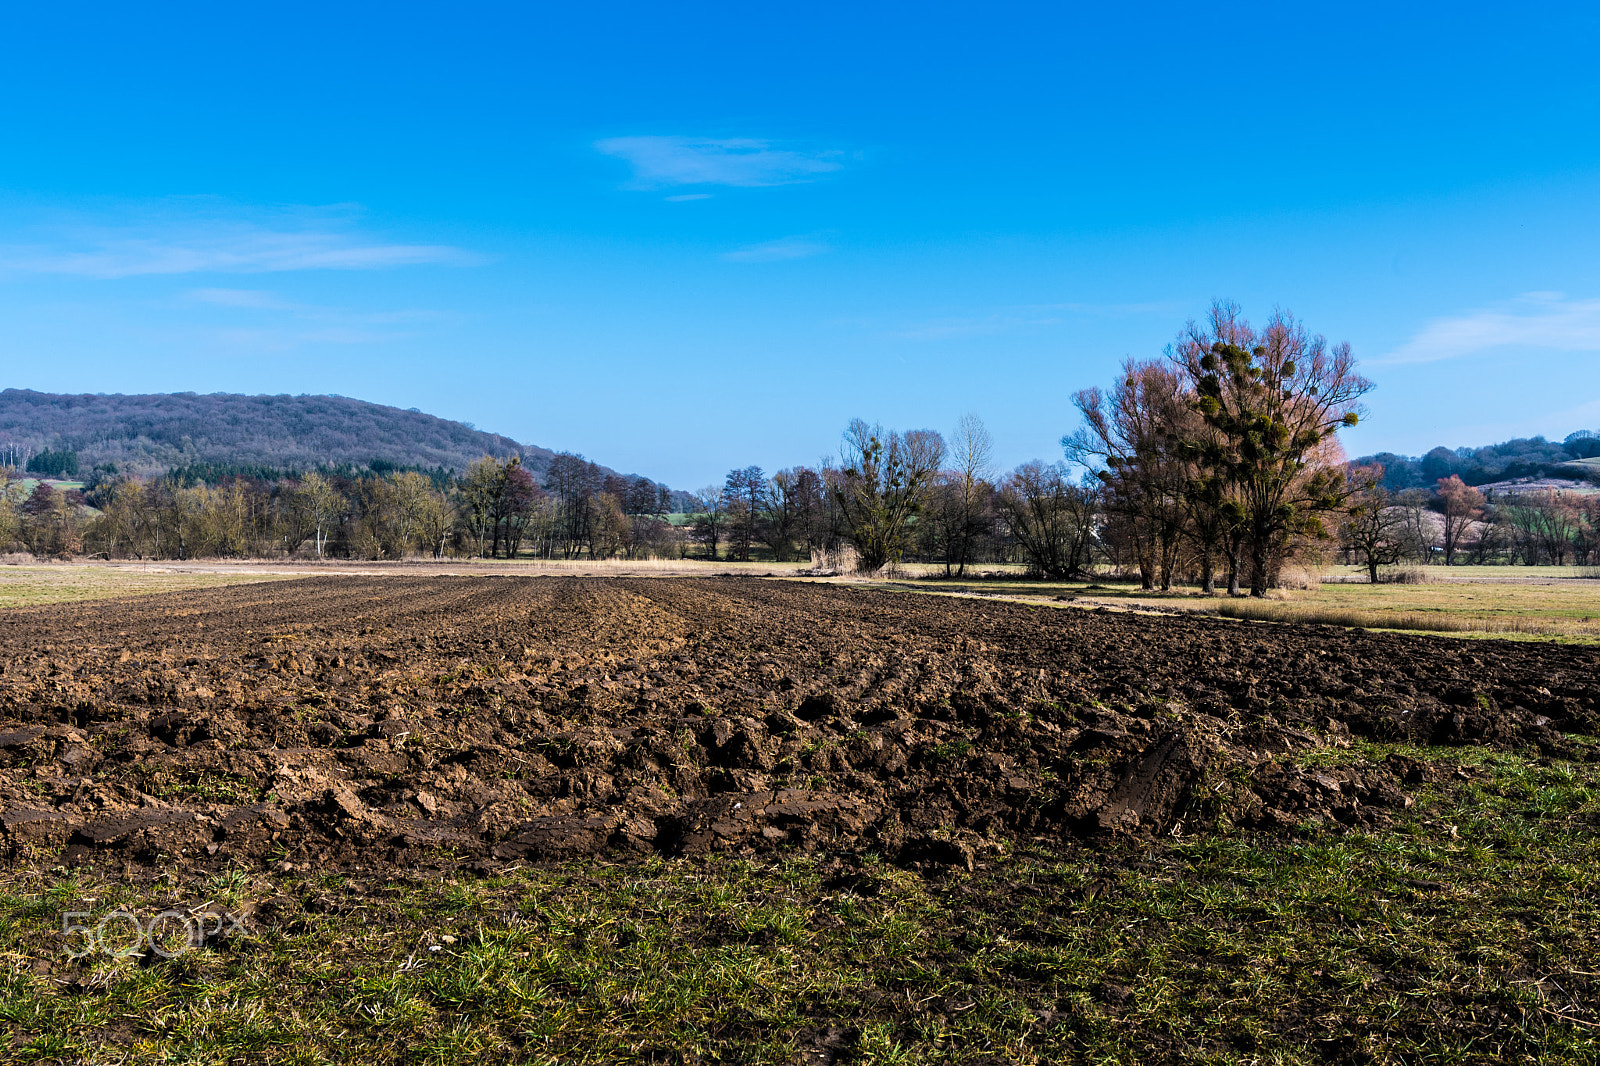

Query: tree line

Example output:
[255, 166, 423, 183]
[1341, 470, 1600, 574]
[684, 416, 1099, 580]
[0, 453, 682, 562]
[1358, 430, 1600, 491]
[687, 302, 1595, 591]
[694, 303, 1370, 596]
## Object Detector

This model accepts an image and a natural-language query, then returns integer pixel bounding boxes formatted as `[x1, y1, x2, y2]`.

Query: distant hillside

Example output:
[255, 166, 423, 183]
[1566, 456, 1600, 477]
[1356, 430, 1600, 491]
[0, 390, 665, 493]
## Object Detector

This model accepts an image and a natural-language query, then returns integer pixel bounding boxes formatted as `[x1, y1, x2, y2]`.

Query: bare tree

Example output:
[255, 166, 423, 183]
[1394, 488, 1435, 562]
[388, 471, 452, 557]
[1340, 464, 1409, 582]
[690, 486, 725, 561]
[1435, 475, 1484, 567]
[941, 413, 996, 576]
[1576, 496, 1600, 564]
[0, 467, 22, 551]
[590, 493, 632, 559]
[997, 462, 1097, 578]
[1067, 360, 1190, 590]
[722, 466, 767, 562]
[1171, 303, 1372, 596]
[1530, 489, 1581, 565]
[834, 419, 945, 573]
[294, 472, 344, 558]
[761, 469, 806, 562]
[787, 466, 839, 559]
[1466, 509, 1509, 565]
[545, 452, 603, 558]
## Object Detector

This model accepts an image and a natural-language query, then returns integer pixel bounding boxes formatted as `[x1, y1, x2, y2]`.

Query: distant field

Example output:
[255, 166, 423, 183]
[1219, 579, 1600, 643]
[875, 565, 1600, 644]
[0, 558, 825, 610]
[0, 564, 293, 608]
[5, 558, 1599, 643]
[9, 477, 86, 494]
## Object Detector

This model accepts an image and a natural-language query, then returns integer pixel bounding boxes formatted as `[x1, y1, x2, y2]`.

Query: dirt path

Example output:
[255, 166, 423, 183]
[2, 576, 1594, 877]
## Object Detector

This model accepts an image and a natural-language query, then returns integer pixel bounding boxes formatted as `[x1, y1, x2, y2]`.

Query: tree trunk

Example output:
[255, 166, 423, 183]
[1249, 538, 1269, 597]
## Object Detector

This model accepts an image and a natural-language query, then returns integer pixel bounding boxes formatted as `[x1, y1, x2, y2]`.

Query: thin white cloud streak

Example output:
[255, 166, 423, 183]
[185, 287, 299, 309]
[0, 201, 475, 279]
[596, 136, 843, 188]
[182, 288, 443, 325]
[721, 236, 831, 263]
[1381, 292, 1600, 365]
[1, 230, 467, 278]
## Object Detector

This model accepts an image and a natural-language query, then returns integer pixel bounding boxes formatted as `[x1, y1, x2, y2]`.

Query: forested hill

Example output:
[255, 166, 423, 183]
[1355, 430, 1600, 491]
[0, 389, 597, 484]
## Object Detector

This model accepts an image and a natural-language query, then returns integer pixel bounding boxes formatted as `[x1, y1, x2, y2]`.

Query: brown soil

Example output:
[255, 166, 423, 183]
[1, 576, 1595, 876]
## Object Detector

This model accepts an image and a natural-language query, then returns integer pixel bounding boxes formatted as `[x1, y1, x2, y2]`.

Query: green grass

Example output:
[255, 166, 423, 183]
[4, 742, 1599, 1063]
[11, 478, 86, 493]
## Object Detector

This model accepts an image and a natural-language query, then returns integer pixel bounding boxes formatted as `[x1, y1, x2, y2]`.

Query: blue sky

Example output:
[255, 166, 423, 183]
[2, 2, 1599, 488]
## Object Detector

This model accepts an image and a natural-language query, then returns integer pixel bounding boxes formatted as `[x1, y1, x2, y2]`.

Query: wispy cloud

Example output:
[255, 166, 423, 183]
[184, 287, 300, 309]
[0, 200, 474, 279]
[162, 283, 451, 355]
[721, 236, 831, 263]
[596, 136, 843, 188]
[1381, 292, 1600, 365]
[181, 287, 441, 325]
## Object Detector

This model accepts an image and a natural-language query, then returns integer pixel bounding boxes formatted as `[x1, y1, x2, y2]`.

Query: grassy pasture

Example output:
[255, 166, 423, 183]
[1215, 577, 1600, 642]
[879, 566, 1600, 645]
[0, 564, 294, 609]
[3, 740, 1597, 1063]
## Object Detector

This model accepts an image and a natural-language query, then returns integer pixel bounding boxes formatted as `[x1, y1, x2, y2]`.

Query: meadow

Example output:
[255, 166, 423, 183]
[0, 561, 296, 609]
[874, 564, 1600, 645]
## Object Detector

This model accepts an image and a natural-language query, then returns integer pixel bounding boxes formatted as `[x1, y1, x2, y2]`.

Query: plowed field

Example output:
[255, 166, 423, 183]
[3, 576, 1595, 878]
